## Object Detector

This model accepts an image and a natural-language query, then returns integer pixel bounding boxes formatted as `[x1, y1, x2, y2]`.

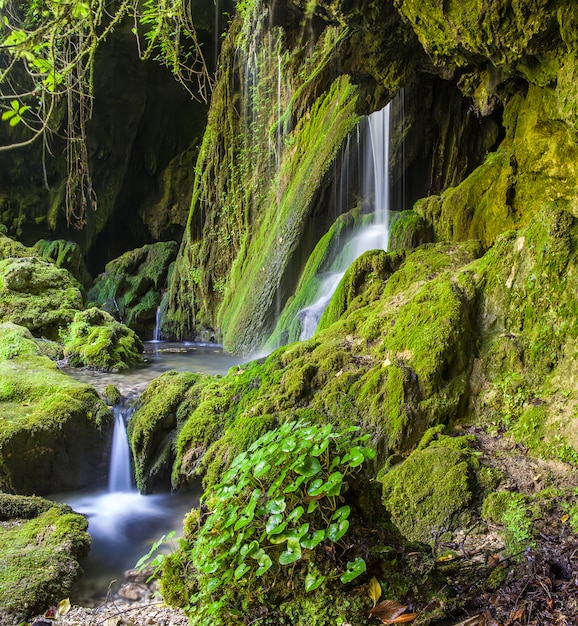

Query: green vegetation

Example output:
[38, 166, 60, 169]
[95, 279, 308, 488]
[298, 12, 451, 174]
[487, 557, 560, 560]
[128, 370, 209, 493]
[61, 307, 144, 371]
[87, 241, 178, 337]
[0, 321, 113, 494]
[0, 494, 90, 625]
[159, 420, 374, 624]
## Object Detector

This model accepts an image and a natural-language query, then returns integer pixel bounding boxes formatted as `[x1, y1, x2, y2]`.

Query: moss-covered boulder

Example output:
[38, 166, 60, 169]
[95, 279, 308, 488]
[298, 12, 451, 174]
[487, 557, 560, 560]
[467, 207, 578, 461]
[34, 238, 92, 288]
[0, 494, 90, 626]
[0, 252, 84, 340]
[128, 370, 210, 493]
[0, 322, 113, 494]
[62, 307, 144, 371]
[380, 433, 479, 544]
[87, 241, 178, 339]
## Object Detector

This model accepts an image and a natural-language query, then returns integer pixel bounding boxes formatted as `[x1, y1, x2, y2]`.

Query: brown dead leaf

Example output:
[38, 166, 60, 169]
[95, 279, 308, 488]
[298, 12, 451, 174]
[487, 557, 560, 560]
[369, 600, 416, 624]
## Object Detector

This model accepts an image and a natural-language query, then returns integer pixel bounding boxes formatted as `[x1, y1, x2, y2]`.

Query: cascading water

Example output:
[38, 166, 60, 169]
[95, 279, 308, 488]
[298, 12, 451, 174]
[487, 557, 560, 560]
[51, 345, 243, 606]
[298, 103, 391, 339]
[107, 405, 132, 492]
[152, 306, 162, 342]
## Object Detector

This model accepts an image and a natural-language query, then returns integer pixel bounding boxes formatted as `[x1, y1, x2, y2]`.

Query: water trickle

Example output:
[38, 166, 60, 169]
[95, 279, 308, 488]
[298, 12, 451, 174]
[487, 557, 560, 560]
[107, 405, 133, 493]
[152, 306, 162, 342]
[297, 102, 392, 340]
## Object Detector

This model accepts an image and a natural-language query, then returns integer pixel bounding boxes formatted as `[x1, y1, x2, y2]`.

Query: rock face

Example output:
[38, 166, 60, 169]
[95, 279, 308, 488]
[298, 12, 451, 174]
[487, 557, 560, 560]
[0, 494, 90, 626]
[87, 241, 178, 339]
[0, 323, 113, 494]
[167, 0, 575, 354]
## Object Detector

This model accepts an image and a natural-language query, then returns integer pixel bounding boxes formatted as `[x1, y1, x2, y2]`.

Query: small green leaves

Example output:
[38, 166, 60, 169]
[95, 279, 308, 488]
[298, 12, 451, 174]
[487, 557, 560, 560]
[176, 419, 374, 615]
[279, 537, 302, 565]
[340, 557, 367, 583]
[305, 572, 326, 592]
[1, 100, 31, 126]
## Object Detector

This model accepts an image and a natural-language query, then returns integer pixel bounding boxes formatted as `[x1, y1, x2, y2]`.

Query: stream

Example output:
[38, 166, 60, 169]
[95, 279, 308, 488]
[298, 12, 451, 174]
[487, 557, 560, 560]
[50, 341, 245, 607]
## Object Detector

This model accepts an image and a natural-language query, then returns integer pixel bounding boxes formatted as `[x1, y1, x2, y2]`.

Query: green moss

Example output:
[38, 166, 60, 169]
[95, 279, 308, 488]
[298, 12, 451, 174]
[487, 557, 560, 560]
[388, 210, 432, 251]
[88, 241, 178, 337]
[415, 86, 578, 247]
[128, 370, 206, 492]
[0, 497, 90, 624]
[33, 238, 92, 287]
[62, 307, 143, 371]
[482, 492, 534, 555]
[380, 444, 476, 544]
[0, 256, 84, 340]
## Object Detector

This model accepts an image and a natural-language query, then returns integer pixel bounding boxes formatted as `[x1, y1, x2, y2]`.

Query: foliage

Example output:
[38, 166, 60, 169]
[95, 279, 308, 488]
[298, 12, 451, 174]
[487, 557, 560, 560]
[0, 0, 210, 227]
[482, 492, 534, 555]
[162, 420, 374, 624]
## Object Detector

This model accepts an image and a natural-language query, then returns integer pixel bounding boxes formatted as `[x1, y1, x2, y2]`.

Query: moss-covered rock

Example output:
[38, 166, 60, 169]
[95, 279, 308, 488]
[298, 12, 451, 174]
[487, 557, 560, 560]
[88, 241, 178, 339]
[0, 494, 90, 625]
[380, 433, 479, 544]
[128, 370, 209, 493]
[467, 206, 578, 461]
[0, 322, 113, 494]
[62, 307, 144, 371]
[34, 238, 92, 287]
[0, 253, 84, 340]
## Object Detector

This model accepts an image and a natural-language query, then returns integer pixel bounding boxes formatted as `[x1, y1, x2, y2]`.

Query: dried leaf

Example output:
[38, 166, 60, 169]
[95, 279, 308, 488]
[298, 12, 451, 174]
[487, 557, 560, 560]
[369, 599, 414, 624]
[57, 598, 71, 616]
[436, 553, 454, 562]
[391, 614, 417, 623]
[368, 577, 382, 607]
[43, 606, 58, 620]
[561, 513, 570, 523]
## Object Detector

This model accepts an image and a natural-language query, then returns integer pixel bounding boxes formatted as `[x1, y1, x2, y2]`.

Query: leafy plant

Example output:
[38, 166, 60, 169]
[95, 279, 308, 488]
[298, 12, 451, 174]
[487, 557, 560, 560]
[178, 419, 375, 622]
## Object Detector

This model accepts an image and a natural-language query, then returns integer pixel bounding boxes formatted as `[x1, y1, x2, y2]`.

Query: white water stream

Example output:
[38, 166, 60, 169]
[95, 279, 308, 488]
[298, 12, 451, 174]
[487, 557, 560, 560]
[298, 103, 391, 339]
[50, 342, 245, 606]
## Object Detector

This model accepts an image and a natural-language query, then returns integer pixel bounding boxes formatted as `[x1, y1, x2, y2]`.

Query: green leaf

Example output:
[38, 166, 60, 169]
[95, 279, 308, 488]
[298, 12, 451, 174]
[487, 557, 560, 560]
[306, 501, 318, 514]
[326, 519, 349, 542]
[253, 459, 271, 478]
[345, 446, 366, 468]
[279, 537, 302, 565]
[332, 505, 351, 521]
[305, 572, 326, 592]
[265, 513, 284, 535]
[265, 497, 286, 514]
[286, 505, 305, 524]
[340, 557, 366, 583]
[234, 561, 251, 580]
[283, 474, 306, 493]
[206, 577, 222, 593]
[306, 478, 324, 496]
[300, 529, 325, 550]
[2, 110, 16, 121]
[294, 455, 322, 477]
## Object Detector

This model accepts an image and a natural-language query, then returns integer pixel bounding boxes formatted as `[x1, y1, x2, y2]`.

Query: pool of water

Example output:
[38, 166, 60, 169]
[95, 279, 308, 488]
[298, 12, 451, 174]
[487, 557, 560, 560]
[50, 341, 245, 605]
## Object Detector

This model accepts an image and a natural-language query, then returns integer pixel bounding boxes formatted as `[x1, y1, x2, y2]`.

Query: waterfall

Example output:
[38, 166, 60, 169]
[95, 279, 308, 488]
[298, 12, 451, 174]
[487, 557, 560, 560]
[297, 103, 391, 339]
[108, 405, 133, 493]
[153, 306, 162, 342]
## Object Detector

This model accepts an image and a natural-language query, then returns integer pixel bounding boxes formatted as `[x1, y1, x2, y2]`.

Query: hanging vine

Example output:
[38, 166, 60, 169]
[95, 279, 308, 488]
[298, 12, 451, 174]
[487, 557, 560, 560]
[0, 0, 212, 228]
